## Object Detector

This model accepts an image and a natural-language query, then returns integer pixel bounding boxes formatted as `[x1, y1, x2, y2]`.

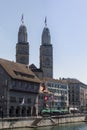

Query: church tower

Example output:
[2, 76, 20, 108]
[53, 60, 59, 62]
[40, 18, 53, 78]
[16, 15, 29, 65]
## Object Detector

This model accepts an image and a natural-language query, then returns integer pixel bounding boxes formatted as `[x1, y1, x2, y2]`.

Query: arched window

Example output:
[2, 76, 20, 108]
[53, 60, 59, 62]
[9, 106, 15, 117]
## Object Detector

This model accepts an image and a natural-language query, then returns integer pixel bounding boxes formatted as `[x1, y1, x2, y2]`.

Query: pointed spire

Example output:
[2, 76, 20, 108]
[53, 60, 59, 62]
[21, 14, 24, 24]
[44, 17, 47, 27]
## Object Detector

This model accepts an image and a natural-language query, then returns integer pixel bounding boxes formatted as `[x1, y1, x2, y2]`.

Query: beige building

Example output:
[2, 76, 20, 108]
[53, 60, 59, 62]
[62, 78, 87, 110]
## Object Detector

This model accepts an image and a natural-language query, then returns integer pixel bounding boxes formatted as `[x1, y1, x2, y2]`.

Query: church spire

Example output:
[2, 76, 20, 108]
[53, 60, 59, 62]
[18, 14, 27, 43]
[16, 15, 29, 65]
[21, 14, 24, 24]
[42, 17, 51, 45]
[44, 17, 47, 27]
[40, 17, 53, 78]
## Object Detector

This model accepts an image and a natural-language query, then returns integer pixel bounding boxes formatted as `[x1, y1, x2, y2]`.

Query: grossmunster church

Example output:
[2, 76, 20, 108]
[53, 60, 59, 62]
[0, 16, 85, 117]
[0, 16, 53, 117]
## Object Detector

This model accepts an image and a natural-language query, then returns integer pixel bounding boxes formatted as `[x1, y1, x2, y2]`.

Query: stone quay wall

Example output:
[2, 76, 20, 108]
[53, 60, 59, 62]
[0, 114, 86, 129]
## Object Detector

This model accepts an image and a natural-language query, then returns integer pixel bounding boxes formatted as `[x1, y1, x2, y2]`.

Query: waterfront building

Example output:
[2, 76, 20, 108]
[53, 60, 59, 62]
[1, 16, 87, 118]
[0, 58, 40, 117]
[62, 78, 87, 110]
[0, 16, 54, 117]
[41, 78, 69, 110]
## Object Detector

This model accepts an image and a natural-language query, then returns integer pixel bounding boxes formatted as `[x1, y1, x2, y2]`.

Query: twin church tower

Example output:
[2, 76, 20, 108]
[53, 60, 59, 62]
[16, 16, 53, 79]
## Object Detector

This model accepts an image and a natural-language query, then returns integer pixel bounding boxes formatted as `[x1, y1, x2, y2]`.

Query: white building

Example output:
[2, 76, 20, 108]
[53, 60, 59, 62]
[42, 78, 69, 109]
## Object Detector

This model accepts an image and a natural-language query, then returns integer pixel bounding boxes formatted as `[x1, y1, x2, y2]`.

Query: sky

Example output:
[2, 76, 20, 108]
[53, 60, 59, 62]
[0, 0, 87, 84]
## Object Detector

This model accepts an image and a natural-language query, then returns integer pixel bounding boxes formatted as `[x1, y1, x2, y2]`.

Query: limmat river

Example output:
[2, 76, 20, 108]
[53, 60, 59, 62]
[9, 122, 87, 130]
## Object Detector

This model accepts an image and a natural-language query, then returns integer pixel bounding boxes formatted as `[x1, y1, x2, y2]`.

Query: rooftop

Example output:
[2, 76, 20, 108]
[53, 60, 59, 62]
[0, 58, 41, 83]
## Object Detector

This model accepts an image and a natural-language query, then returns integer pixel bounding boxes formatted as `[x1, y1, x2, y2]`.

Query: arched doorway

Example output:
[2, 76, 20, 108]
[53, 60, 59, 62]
[32, 106, 36, 116]
[9, 106, 15, 117]
[16, 106, 20, 117]
[27, 107, 31, 116]
[21, 106, 26, 117]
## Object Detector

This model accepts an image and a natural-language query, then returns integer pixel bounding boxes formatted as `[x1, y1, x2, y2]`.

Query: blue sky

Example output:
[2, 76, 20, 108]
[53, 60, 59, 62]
[0, 0, 87, 84]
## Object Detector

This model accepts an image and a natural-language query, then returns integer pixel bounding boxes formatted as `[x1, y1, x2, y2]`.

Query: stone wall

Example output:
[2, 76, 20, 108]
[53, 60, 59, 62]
[0, 115, 86, 129]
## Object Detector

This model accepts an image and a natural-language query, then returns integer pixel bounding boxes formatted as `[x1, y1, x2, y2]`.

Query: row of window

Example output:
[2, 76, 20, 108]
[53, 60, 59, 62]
[54, 95, 67, 101]
[10, 96, 35, 104]
[47, 82, 67, 89]
[48, 88, 67, 94]
[12, 80, 39, 92]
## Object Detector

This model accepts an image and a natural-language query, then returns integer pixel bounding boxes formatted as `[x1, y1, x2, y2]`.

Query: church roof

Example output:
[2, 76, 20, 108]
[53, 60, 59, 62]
[18, 23, 28, 43]
[29, 64, 37, 69]
[42, 27, 51, 45]
[0, 58, 41, 83]
[19, 24, 27, 34]
[41, 18, 51, 45]
[29, 64, 43, 72]
[19, 14, 27, 33]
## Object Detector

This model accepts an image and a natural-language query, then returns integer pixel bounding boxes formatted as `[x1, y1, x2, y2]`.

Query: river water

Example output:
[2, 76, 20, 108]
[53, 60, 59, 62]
[9, 122, 87, 130]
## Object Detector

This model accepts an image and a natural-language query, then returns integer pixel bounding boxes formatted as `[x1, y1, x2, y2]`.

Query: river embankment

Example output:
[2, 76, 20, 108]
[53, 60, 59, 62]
[0, 114, 87, 129]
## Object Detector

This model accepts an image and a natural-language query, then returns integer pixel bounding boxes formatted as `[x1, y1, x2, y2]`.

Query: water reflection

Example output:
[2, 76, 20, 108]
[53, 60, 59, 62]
[8, 122, 87, 130]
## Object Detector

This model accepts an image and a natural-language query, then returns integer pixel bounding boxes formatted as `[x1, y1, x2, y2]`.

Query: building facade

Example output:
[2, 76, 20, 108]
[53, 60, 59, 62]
[0, 59, 40, 117]
[62, 78, 87, 110]
[42, 78, 69, 110]
[38, 83, 52, 114]
[1, 16, 87, 117]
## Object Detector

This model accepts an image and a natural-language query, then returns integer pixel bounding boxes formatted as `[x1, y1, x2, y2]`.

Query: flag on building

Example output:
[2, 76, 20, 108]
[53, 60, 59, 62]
[21, 97, 25, 105]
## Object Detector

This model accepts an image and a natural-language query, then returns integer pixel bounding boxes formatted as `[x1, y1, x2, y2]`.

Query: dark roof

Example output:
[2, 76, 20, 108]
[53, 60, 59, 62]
[0, 58, 41, 83]
[29, 64, 43, 72]
[29, 64, 37, 69]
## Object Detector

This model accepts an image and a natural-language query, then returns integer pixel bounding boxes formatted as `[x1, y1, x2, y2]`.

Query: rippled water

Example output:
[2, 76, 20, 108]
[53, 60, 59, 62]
[8, 122, 87, 130]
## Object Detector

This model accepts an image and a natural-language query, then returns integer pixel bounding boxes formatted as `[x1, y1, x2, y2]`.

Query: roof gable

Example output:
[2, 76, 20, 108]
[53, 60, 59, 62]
[0, 58, 41, 83]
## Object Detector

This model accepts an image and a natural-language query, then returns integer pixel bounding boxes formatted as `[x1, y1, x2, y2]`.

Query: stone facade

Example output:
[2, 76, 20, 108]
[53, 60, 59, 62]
[40, 24, 53, 78]
[40, 44, 53, 78]
[0, 59, 40, 117]
[16, 23, 29, 65]
[29, 19, 53, 79]
[62, 78, 87, 110]
[0, 115, 86, 129]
